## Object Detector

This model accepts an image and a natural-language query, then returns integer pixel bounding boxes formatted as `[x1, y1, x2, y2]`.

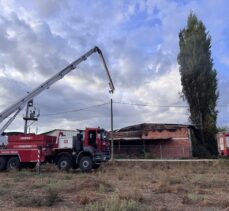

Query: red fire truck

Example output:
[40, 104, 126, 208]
[217, 133, 229, 156]
[0, 128, 110, 171]
[0, 46, 114, 172]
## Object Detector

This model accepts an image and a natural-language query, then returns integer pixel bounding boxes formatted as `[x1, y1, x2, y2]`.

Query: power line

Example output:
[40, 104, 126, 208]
[6, 100, 228, 120]
[113, 101, 228, 108]
[40, 102, 110, 117]
[113, 101, 189, 108]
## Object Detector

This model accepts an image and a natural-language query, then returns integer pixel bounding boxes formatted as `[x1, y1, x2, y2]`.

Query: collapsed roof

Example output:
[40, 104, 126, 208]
[111, 123, 193, 140]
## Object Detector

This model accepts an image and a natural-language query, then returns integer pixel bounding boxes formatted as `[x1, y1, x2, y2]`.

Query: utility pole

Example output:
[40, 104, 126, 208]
[23, 101, 31, 134]
[23, 99, 39, 134]
[111, 98, 114, 161]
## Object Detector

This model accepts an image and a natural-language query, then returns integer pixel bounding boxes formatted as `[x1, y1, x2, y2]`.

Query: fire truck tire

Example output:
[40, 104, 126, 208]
[79, 156, 93, 172]
[57, 156, 72, 171]
[7, 157, 20, 170]
[0, 157, 7, 171]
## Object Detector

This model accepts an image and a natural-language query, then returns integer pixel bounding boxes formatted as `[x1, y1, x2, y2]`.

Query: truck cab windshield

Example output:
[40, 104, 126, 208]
[100, 130, 108, 141]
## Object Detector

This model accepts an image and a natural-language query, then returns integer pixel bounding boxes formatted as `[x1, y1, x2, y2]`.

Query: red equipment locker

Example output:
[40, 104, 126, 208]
[0, 134, 57, 163]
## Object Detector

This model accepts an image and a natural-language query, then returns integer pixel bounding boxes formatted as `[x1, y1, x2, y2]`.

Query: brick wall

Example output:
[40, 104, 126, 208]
[112, 125, 192, 159]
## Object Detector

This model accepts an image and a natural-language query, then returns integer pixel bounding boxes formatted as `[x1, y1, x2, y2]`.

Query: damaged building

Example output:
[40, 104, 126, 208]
[111, 123, 193, 159]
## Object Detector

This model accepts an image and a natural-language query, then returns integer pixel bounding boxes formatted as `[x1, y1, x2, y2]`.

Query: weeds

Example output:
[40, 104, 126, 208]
[46, 188, 60, 206]
[13, 188, 60, 207]
[99, 182, 114, 193]
[182, 193, 203, 204]
[118, 189, 144, 203]
[1, 161, 229, 210]
[0, 189, 7, 196]
[80, 195, 149, 211]
[76, 191, 101, 205]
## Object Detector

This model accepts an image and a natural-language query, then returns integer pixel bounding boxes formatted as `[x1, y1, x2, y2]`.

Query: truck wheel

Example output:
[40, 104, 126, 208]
[0, 157, 7, 171]
[7, 157, 20, 170]
[79, 156, 93, 172]
[57, 156, 72, 171]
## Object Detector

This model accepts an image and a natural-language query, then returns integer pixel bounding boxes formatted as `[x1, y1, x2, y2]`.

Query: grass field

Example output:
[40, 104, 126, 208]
[0, 160, 229, 211]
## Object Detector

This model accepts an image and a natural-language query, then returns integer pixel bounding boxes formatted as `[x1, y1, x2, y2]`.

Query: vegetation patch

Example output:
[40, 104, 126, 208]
[13, 189, 60, 207]
[99, 182, 115, 193]
[118, 189, 145, 203]
[80, 195, 149, 211]
[182, 193, 203, 205]
[0, 161, 229, 210]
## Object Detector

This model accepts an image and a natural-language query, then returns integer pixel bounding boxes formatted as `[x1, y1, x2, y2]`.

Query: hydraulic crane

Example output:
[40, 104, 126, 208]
[0, 46, 115, 135]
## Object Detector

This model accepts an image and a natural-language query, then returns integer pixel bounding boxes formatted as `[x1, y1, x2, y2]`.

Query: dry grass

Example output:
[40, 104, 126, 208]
[12, 188, 60, 207]
[80, 194, 148, 211]
[0, 160, 229, 210]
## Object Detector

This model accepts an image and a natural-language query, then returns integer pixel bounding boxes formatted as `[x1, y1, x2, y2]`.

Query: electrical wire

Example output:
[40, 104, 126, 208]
[4, 99, 227, 121]
[113, 101, 189, 108]
[113, 101, 228, 108]
[40, 102, 110, 117]
[39, 101, 189, 118]
[26, 100, 228, 118]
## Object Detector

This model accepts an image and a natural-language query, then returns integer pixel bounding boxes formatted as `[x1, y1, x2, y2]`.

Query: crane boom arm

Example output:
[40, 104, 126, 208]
[0, 46, 115, 133]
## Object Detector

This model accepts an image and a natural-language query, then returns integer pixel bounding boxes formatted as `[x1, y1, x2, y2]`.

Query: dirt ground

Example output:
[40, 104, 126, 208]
[0, 160, 229, 211]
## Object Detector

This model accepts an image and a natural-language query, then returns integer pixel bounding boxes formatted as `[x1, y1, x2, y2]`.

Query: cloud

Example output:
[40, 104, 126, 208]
[33, 0, 69, 18]
[0, 0, 228, 133]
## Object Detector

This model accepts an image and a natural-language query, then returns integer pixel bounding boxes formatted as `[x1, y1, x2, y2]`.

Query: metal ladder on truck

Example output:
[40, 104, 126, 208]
[0, 46, 115, 136]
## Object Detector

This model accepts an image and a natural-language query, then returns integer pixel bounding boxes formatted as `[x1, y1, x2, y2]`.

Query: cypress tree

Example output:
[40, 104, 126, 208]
[177, 13, 219, 156]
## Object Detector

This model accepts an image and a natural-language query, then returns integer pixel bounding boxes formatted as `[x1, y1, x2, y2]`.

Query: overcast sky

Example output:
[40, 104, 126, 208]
[0, 0, 229, 133]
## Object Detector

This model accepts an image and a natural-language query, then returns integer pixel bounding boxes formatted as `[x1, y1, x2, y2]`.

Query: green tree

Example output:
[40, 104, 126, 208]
[217, 126, 229, 133]
[177, 13, 219, 156]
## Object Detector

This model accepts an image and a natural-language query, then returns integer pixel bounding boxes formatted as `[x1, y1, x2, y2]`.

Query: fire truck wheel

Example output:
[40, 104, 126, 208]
[79, 156, 93, 172]
[7, 157, 20, 170]
[0, 157, 7, 171]
[57, 156, 72, 171]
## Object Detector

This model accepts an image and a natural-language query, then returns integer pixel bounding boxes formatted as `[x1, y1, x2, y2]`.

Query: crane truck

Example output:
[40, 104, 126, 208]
[0, 46, 115, 172]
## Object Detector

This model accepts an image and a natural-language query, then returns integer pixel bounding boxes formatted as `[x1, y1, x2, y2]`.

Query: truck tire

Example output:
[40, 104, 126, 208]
[0, 157, 7, 171]
[79, 156, 93, 172]
[57, 156, 72, 171]
[7, 157, 20, 170]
